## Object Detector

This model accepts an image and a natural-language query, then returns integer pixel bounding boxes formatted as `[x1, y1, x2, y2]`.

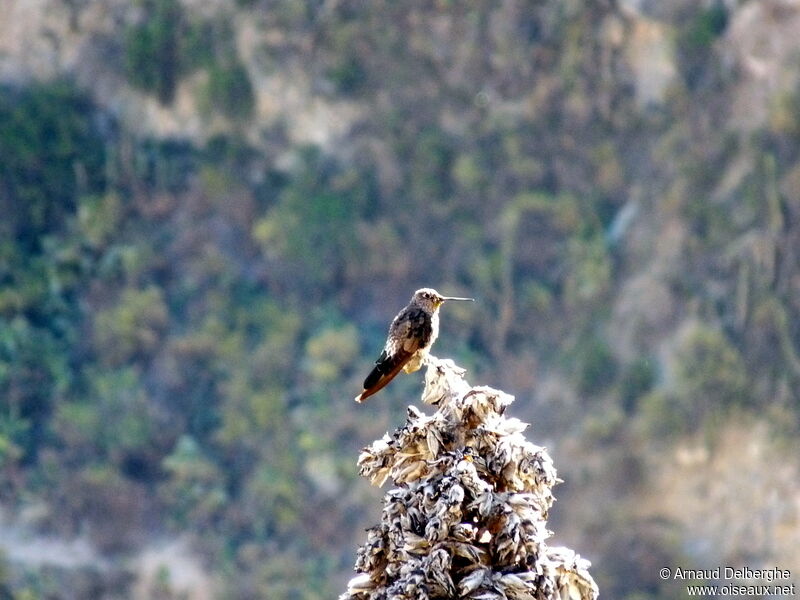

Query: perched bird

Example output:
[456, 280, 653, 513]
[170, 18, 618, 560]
[356, 288, 474, 402]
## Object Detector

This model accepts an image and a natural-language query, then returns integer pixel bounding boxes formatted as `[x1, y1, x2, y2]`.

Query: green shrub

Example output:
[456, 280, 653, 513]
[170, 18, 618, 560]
[620, 358, 656, 414]
[93, 286, 169, 366]
[0, 317, 72, 461]
[564, 231, 612, 309]
[0, 81, 105, 248]
[673, 324, 748, 416]
[161, 435, 227, 527]
[642, 325, 748, 436]
[410, 128, 456, 202]
[252, 147, 366, 292]
[328, 55, 367, 94]
[123, 0, 183, 104]
[53, 368, 159, 474]
[182, 20, 217, 72]
[203, 61, 255, 119]
[304, 324, 359, 383]
[638, 390, 685, 438]
[682, 4, 728, 50]
[676, 3, 728, 89]
[577, 337, 619, 395]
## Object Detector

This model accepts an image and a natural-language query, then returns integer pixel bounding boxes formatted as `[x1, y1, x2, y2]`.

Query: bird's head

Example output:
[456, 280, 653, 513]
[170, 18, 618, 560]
[411, 288, 474, 311]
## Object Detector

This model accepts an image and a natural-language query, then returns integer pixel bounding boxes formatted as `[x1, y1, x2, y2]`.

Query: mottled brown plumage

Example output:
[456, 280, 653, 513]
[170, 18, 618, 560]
[356, 288, 473, 402]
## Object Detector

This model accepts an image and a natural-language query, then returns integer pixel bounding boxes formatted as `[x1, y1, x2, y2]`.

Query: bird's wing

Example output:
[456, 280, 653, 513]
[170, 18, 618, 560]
[355, 308, 430, 403]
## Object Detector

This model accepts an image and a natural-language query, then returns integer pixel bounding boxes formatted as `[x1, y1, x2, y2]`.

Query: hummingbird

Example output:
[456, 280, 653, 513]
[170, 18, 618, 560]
[355, 288, 474, 402]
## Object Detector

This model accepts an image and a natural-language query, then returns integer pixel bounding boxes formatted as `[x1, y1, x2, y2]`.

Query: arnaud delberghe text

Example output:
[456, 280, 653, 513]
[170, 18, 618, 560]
[673, 567, 792, 582]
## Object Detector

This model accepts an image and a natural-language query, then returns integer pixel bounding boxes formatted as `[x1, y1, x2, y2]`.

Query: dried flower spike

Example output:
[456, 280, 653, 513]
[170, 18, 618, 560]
[342, 356, 598, 600]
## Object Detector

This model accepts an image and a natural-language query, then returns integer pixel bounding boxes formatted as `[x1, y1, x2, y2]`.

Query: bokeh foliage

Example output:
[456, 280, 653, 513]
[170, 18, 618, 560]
[2, 1, 800, 598]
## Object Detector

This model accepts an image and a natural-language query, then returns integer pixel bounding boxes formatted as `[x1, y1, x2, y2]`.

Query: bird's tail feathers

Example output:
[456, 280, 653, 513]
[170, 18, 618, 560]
[355, 353, 409, 403]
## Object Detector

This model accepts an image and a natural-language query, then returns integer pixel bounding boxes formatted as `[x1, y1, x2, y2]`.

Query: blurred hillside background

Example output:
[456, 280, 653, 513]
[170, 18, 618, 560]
[1, 0, 799, 598]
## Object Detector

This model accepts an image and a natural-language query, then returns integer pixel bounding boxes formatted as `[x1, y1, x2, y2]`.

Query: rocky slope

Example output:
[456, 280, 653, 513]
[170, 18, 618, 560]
[1, 1, 799, 598]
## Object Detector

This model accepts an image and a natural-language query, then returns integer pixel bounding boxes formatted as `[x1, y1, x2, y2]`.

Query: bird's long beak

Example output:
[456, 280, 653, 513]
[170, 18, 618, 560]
[441, 296, 475, 302]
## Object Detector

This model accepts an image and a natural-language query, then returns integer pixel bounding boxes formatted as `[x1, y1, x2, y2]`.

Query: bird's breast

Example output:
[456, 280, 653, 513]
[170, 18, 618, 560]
[427, 311, 440, 349]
